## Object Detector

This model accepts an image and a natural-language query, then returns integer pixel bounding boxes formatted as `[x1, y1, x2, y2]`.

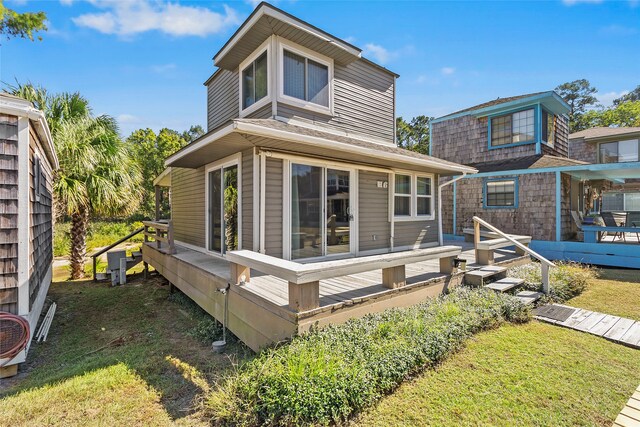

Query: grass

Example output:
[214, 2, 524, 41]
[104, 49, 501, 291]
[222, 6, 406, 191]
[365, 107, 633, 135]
[0, 275, 252, 426]
[567, 268, 640, 321]
[354, 321, 640, 427]
[54, 220, 145, 257]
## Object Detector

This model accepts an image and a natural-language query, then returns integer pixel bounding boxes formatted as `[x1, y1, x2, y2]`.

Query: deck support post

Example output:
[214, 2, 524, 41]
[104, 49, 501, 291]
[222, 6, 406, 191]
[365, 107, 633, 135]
[515, 243, 529, 256]
[439, 255, 457, 274]
[476, 249, 494, 265]
[288, 281, 319, 312]
[230, 262, 250, 285]
[382, 265, 406, 289]
[143, 261, 149, 279]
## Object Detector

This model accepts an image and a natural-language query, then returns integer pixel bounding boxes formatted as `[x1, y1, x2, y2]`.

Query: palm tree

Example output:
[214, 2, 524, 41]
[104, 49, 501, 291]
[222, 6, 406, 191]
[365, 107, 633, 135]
[10, 83, 142, 278]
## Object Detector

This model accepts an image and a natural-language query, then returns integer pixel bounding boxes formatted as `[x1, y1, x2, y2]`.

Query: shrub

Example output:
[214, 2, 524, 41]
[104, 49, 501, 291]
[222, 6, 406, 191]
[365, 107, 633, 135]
[508, 261, 597, 302]
[168, 290, 225, 343]
[205, 288, 531, 426]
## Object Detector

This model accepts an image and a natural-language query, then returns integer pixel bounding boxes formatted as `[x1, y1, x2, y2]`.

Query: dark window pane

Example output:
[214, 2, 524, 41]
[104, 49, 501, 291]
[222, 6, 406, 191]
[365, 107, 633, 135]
[209, 169, 222, 252]
[486, 180, 516, 207]
[394, 196, 410, 216]
[395, 174, 411, 194]
[600, 142, 618, 163]
[417, 176, 431, 195]
[254, 52, 268, 102]
[284, 50, 306, 100]
[242, 64, 254, 109]
[417, 197, 431, 215]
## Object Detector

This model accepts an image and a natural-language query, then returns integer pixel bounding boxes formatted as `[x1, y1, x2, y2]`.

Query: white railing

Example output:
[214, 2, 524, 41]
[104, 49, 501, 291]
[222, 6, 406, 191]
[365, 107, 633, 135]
[473, 216, 554, 294]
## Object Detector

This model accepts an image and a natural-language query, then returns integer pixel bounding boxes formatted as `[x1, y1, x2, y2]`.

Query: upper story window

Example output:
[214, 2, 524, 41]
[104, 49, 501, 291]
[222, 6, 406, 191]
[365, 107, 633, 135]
[393, 173, 434, 219]
[599, 139, 640, 163]
[542, 109, 555, 147]
[490, 108, 535, 147]
[242, 51, 268, 110]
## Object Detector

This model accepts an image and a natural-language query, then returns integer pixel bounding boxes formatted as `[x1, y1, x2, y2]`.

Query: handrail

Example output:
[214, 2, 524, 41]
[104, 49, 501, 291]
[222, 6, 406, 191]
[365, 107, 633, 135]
[473, 216, 554, 294]
[91, 226, 144, 281]
[143, 220, 176, 255]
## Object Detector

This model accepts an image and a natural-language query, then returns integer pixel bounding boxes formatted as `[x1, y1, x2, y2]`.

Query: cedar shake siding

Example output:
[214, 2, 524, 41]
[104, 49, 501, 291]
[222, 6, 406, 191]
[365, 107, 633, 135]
[568, 137, 598, 163]
[358, 170, 390, 252]
[0, 115, 19, 314]
[442, 172, 573, 241]
[29, 128, 54, 310]
[171, 167, 206, 248]
[431, 114, 570, 165]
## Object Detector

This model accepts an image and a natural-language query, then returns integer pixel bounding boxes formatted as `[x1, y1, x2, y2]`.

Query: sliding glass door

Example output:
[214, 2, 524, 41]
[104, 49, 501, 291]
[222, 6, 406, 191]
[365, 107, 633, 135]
[208, 163, 238, 254]
[290, 163, 353, 260]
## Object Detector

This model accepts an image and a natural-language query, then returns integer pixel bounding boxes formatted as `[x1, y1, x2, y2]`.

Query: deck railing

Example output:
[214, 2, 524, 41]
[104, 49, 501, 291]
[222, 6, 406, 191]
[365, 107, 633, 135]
[143, 220, 176, 255]
[473, 216, 554, 294]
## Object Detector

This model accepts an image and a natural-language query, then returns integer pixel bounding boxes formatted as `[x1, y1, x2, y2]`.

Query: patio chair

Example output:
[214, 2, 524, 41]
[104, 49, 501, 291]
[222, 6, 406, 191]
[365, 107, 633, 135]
[626, 211, 640, 242]
[601, 212, 625, 242]
[570, 211, 584, 241]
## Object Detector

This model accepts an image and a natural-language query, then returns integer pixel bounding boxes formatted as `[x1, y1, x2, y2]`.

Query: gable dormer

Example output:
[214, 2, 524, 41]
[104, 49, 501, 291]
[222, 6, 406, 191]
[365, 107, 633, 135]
[205, 2, 398, 144]
[430, 91, 571, 165]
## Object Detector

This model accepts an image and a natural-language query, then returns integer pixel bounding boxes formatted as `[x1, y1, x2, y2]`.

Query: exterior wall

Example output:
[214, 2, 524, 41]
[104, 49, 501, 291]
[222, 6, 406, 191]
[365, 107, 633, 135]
[241, 149, 253, 250]
[444, 172, 564, 241]
[277, 58, 395, 142]
[560, 173, 573, 240]
[431, 112, 570, 165]
[393, 184, 439, 249]
[206, 69, 238, 131]
[0, 115, 19, 314]
[264, 157, 283, 257]
[568, 137, 597, 163]
[358, 170, 390, 252]
[28, 127, 54, 311]
[171, 167, 206, 248]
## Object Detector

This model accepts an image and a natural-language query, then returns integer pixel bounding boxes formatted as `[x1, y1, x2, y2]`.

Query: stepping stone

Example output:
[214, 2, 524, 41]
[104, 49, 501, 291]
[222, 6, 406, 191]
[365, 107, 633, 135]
[484, 277, 524, 292]
[514, 290, 542, 305]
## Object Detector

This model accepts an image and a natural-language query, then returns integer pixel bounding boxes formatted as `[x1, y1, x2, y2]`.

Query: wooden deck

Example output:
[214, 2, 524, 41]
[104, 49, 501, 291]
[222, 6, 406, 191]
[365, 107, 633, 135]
[614, 384, 640, 427]
[535, 304, 640, 349]
[143, 241, 528, 351]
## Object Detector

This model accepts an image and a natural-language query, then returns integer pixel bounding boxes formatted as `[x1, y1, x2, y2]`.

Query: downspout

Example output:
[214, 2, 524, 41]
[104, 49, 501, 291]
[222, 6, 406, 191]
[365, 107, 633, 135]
[438, 173, 467, 246]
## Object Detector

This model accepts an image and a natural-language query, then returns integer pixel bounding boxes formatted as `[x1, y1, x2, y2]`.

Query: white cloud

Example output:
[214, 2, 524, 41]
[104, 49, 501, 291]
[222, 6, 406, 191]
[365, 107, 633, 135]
[363, 43, 414, 65]
[598, 90, 629, 106]
[117, 114, 141, 124]
[151, 63, 177, 75]
[60, 0, 74, 5]
[245, 0, 263, 8]
[72, 1, 240, 37]
[440, 67, 456, 76]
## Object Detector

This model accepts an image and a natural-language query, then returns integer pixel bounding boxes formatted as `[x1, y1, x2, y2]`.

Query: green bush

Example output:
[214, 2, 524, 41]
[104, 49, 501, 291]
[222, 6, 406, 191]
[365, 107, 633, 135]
[508, 261, 596, 302]
[53, 220, 145, 257]
[205, 288, 530, 426]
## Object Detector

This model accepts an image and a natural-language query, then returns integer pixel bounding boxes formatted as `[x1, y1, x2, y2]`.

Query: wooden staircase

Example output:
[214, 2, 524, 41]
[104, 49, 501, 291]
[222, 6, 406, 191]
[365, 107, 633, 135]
[464, 265, 543, 305]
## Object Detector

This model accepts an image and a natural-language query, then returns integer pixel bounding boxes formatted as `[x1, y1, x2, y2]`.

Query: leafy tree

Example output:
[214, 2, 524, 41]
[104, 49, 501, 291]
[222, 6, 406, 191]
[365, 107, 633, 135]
[0, 3, 47, 41]
[555, 79, 598, 132]
[181, 124, 205, 143]
[10, 83, 142, 279]
[127, 128, 189, 218]
[396, 115, 432, 155]
[613, 85, 640, 106]
[579, 101, 640, 129]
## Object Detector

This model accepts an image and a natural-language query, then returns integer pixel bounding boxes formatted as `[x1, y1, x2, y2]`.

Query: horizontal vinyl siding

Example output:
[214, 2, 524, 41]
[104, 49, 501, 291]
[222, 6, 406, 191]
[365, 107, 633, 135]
[245, 102, 273, 119]
[171, 167, 205, 248]
[358, 170, 390, 252]
[277, 58, 395, 142]
[264, 158, 283, 258]
[393, 179, 439, 249]
[207, 69, 239, 132]
[241, 149, 253, 250]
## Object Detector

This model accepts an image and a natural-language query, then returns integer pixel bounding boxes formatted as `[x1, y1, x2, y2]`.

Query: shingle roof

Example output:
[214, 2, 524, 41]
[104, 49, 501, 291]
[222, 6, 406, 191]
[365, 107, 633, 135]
[569, 127, 640, 140]
[437, 92, 548, 120]
[467, 155, 588, 173]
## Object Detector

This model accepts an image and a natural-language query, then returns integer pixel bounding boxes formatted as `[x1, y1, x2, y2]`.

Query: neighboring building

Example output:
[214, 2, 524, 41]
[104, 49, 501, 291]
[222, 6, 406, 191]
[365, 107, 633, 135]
[569, 127, 640, 213]
[0, 93, 58, 377]
[431, 92, 640, 268]
[143, 2, 478, 351]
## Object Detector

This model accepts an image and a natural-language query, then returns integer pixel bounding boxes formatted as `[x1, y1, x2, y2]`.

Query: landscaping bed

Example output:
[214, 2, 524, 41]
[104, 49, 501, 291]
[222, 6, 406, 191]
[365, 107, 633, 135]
[206, 288, 530, 426]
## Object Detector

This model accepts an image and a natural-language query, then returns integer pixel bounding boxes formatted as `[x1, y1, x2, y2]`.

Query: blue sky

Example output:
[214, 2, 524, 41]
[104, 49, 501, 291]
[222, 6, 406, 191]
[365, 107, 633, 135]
[3, 0, 640, 137]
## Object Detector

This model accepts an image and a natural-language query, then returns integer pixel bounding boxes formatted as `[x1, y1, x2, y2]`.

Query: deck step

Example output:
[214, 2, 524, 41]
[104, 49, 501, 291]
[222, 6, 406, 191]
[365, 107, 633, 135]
[514, 290, 543, 305]
[464, 266, 507, 286]
[484, 277, 525, 292]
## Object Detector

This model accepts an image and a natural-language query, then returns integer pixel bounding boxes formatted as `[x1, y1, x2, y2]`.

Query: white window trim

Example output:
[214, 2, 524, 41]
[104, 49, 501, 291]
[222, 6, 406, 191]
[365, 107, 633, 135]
[276, 37, 334, 116]
[392, 171, 435, 221]
[204, 152, 242, 256]
[238, 37, 272, 118]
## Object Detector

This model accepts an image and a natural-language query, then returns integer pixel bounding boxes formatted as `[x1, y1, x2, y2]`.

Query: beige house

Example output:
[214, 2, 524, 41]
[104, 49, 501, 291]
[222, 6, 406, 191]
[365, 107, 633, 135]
[143, 3, 488, 351]
[0, 93, 58, 378]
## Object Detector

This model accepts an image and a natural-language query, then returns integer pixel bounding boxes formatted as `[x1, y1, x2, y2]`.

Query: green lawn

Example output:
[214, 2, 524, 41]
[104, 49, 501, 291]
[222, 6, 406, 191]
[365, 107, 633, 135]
[354, 321, 640, 427]
[567, 268, 640, 320]
[0, 275, 251, 426]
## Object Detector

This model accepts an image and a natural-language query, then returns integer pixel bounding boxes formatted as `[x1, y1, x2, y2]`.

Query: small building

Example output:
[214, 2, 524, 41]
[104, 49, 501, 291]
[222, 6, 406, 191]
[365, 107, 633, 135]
[141, 3, 512, 352]
[0, 93, 58, 377]
[431, 93, 640, 268]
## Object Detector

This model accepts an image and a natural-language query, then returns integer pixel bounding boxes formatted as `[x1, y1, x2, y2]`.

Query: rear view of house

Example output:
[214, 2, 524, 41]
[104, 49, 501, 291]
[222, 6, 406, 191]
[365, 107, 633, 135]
[0, 94, 58, 378]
